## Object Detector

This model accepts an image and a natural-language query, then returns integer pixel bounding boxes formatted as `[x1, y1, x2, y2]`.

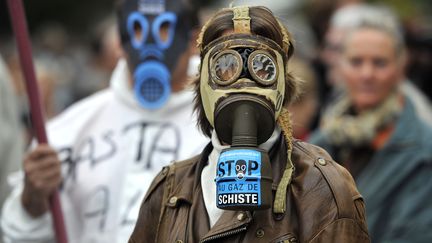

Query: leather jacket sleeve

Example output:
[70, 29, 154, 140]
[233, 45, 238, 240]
[310, 218, 370, 242]
[309, 198, 370, 242]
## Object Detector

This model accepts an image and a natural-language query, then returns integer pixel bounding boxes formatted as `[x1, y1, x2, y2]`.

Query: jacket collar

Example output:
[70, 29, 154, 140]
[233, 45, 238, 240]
[168, 143, 213, 205]
[169, 136, 288, 203]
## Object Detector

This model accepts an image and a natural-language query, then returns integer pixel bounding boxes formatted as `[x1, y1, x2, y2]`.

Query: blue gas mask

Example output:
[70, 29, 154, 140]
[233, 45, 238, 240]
[118, 0, 198, 109]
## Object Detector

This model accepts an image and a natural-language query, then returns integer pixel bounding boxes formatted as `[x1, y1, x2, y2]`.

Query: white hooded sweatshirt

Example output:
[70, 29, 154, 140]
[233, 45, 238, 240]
[1, 59, 208, 243]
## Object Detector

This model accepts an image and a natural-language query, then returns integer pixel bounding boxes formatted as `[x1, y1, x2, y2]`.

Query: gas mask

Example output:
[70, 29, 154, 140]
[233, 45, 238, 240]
[198, 6, 291, 211]
[118, 0, 197, 109]
[200, 36, 287, 144]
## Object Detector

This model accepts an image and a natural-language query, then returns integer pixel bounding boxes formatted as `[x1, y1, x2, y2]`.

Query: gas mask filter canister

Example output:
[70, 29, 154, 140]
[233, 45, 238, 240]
[215, 99, 274, 210]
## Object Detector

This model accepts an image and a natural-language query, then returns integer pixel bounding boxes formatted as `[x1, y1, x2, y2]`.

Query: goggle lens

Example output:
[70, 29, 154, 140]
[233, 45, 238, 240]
[250, 53, 277, 85]
[214, 52, 241, 84]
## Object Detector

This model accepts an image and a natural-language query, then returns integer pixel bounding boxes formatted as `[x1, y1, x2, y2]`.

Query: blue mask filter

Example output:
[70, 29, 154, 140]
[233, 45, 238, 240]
[134, 61, 170, 109]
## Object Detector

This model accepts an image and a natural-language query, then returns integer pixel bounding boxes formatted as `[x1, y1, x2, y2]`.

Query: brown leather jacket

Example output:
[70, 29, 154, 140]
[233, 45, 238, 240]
[129, 138, 370, 242]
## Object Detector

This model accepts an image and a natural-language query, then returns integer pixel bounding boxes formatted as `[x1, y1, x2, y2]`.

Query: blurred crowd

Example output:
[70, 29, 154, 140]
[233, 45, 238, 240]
[0, 0, 431, 242]
[1, 0, 431, 147]
[1, 15, 123, 144]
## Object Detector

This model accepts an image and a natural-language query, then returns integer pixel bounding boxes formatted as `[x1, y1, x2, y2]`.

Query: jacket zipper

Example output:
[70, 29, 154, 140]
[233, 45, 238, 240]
[200, 225, 248, 243]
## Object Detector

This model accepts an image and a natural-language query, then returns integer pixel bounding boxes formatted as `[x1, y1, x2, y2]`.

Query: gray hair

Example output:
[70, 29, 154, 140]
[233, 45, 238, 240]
[332, 4, 405, 56]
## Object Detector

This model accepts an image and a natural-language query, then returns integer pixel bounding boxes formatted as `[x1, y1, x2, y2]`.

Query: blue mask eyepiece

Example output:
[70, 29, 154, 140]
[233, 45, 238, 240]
[134, 61, 171, 109]
[127, 12, 149, 49]
[152, 12, 177, 50]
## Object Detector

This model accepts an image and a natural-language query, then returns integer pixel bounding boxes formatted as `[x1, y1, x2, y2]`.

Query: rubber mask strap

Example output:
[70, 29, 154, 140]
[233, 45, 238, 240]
[232, 6, 251, 34]
[273, 108, 295, 214]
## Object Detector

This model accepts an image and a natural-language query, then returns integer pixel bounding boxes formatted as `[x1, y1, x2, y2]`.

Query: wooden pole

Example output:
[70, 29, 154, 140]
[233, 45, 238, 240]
[6, 0, 68, 242]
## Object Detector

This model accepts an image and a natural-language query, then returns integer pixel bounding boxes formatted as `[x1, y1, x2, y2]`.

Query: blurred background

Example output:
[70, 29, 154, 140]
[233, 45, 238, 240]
[0, 0, 431, 144]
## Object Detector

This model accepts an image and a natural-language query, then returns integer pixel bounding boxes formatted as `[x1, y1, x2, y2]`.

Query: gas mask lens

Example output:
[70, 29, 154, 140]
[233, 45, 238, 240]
[248, 51, 277, 86]
[211, 49, 278, 86]
[212, 50, 242, 85]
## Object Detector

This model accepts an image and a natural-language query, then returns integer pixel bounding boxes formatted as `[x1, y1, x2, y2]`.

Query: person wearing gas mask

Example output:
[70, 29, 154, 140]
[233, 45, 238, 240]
[129, 6, 370, 243]
[1, 0, 208, 242]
